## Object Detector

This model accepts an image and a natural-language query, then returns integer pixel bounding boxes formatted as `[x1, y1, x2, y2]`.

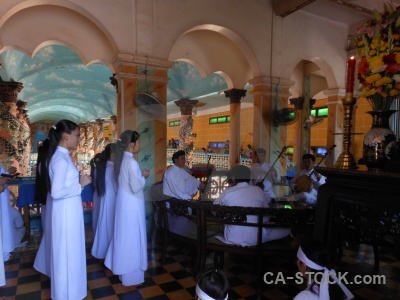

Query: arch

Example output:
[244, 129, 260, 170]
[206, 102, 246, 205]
[175, 58, 234, 89]
[0, 0, 118, 64]
[182, 24, 260, 77]
[169, 24, 260, 88]
[291, 56, 337, 89]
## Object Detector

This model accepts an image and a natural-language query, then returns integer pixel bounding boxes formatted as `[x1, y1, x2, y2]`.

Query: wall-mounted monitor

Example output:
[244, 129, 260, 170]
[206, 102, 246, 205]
[169, 139, 179, 146]
[209, 142, 225, 149]
[311, 146, 328, 157]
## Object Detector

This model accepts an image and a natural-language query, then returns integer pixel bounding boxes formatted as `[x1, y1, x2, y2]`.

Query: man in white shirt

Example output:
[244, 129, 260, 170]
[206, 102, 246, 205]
[250, 148, 280, 201]
[289, 154, 326, 205]
[163, 150, 205, 236]
[214, 165, 290, 247]
[163, 150, 205, 199]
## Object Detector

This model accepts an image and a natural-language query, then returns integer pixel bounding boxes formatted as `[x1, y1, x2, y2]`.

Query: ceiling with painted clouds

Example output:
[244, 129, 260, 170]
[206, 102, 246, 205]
[0, 44, 229, 124]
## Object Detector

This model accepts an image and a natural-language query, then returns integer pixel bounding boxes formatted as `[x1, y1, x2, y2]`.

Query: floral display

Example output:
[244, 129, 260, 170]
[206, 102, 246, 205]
[353, 2, 400, 111]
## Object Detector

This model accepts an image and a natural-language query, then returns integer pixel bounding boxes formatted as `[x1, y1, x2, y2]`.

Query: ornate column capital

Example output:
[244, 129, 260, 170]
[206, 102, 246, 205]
[16, 100, 27, 114]
[95, 118, 105, 127]
[289, 97, 316, 110]
[174, 99, 199, 115]
[224, 88, 246, 104]
[110, 115, 117, 125]
[0, 81, 23, 103]
[290, 97, 304, 110]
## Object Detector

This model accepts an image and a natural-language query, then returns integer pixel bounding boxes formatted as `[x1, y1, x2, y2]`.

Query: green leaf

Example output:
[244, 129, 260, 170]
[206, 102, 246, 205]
[395, 16, 400, 28]
[373, 9, 382, 21]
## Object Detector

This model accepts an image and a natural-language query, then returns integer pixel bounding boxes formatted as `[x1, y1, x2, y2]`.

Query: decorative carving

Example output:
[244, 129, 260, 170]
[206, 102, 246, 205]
[95, 118, 105, 154]
[224, 88, 246, 104]
[289, 97, 316, 110]
[290, 97, 304, 110]
[0, 80, 23, 103]
[110, 74, 118, 93]
[174, 99, 199, 115]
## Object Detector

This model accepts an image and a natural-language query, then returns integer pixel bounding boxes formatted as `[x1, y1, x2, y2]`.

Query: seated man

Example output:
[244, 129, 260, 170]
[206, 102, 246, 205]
[164, 150, 205, 199]
[289, 153, 326, 205]
[250, 147, 280, 202]
[163, 150, 205, 236]
[214, 165, 290, 247]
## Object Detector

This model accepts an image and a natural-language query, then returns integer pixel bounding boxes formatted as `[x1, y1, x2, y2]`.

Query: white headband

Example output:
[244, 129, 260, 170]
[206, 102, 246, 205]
[297, 246, 354, 300]
[195, 285, 228, 300]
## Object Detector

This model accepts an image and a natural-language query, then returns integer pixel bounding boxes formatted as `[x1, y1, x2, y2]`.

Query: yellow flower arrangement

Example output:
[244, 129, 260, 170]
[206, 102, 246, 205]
[353, 2, 400, 111]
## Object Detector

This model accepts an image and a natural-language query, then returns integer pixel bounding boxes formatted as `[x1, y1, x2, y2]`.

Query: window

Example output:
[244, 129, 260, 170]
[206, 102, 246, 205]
[209, 115, 230, 124]
[311, 106, 328, 118]
[169, 120, 181, 127]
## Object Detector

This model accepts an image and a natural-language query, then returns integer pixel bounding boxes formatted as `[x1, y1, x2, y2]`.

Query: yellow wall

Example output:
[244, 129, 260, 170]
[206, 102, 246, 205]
[286, 97, 376, 163]
[167, 107, 254, 152]
[168, 100, 376, 164]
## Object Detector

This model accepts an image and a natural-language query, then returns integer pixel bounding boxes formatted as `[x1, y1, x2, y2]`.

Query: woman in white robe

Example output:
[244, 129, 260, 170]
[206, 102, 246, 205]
[105, 130, 150, 286]
[33, 120, 91, 300]
[0, 179, 6, 286]
[33, 139, 51, 277]
[0, 155, 17, 262]
[92, 144, 117, 259]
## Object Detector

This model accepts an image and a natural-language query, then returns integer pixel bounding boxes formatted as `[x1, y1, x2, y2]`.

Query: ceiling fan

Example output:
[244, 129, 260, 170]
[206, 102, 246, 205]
[304, 115, 324, 129]
[135, 66, 163, 118]
[272, 108, 299, 127]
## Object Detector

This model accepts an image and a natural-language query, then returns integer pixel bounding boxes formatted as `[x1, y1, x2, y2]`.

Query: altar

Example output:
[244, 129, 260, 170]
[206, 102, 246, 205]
[313, 167, 400, 268]
[9, 177, 95, 232]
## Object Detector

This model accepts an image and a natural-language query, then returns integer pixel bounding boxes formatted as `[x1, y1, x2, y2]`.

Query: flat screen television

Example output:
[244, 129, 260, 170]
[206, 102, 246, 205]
[314, 147, 327, 157]
[209, 142, 225, 149]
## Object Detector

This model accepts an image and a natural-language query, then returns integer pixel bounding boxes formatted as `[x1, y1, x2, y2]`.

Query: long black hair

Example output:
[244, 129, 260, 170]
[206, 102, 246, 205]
[35, 139, 50, 205]
[114, 130, 140, 179]
[92, 143, 115, 198]
[37, 120, 79, 194]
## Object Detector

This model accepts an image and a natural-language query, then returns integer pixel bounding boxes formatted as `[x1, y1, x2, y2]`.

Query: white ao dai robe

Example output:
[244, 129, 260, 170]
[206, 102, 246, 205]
[0, 163, 15, 261]
[92, 161, 117, 258]
[0, 185, 4, 286]
[36, 146, 87, 300]
[105, 152, 147, 286]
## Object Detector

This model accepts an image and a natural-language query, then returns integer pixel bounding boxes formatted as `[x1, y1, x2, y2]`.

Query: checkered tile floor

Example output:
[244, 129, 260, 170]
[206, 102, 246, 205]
[1, 225, 400, 299]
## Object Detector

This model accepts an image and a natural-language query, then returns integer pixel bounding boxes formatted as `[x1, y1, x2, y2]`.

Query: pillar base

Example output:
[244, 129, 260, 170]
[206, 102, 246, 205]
[334, 152, 357, 169]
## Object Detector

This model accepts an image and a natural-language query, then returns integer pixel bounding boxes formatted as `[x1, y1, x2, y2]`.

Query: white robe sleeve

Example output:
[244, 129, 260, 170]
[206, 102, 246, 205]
[127, 159, 145, 194]
[50, 155, 82, 200]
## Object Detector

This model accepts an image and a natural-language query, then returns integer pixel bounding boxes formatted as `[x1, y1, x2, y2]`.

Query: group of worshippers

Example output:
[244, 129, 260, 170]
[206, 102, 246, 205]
[163, 148, 326, 247]
[31, 119, 149, 300]
[165, 149, 354, 300]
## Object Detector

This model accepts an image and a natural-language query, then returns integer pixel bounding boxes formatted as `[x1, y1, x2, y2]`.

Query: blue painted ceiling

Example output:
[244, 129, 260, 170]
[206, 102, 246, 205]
[0, 45, 235, 124]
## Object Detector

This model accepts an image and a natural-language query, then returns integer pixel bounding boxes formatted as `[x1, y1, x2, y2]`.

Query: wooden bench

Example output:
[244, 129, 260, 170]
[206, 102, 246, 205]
[153, 198, 202, 268]
[198, 201, 314, 297]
